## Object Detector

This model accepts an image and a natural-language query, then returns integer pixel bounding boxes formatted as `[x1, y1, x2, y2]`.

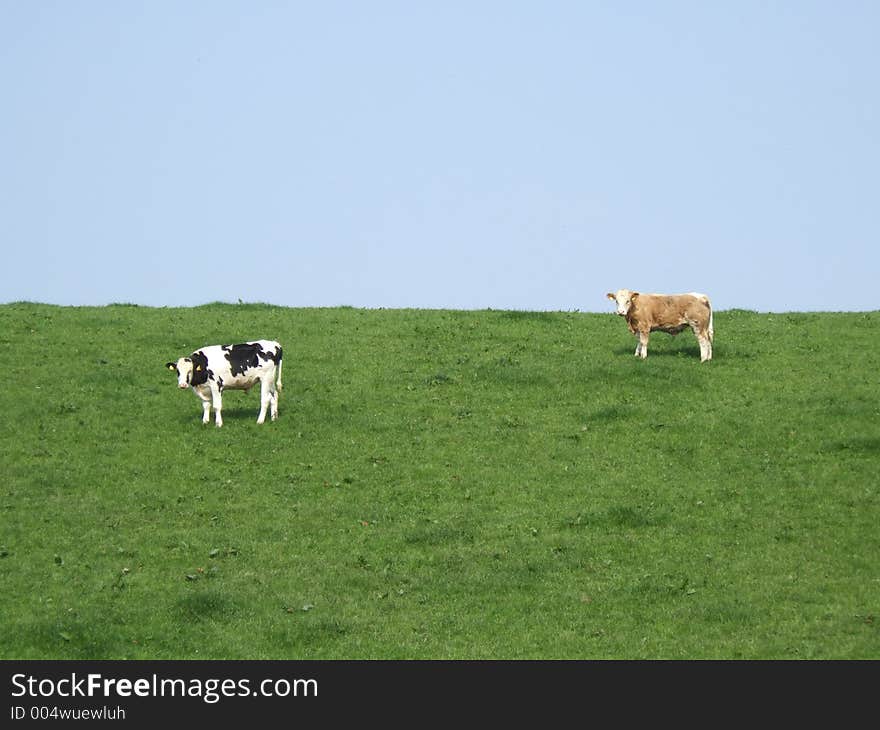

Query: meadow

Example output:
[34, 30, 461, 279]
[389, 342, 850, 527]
[0, 302, 877, 659]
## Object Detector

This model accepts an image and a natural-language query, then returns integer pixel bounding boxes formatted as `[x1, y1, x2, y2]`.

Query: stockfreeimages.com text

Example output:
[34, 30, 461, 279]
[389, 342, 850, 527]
[11, 673, 317, 704]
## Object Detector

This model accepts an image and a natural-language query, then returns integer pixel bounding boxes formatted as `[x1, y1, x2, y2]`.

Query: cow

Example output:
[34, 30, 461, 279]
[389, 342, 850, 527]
[606, 289, 714, 362]
[166, 340, 283, 427]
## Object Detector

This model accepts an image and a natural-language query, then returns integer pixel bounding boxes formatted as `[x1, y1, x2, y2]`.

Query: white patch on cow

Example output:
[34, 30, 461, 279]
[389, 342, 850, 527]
[607, 289, 635, 317]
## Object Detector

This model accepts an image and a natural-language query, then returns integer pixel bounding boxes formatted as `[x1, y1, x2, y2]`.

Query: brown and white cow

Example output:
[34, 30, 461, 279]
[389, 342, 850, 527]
[606, 289, 714, 362]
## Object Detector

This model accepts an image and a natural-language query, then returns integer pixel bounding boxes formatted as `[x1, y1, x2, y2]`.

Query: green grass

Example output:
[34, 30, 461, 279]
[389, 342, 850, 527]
[0, 302, 878, 659]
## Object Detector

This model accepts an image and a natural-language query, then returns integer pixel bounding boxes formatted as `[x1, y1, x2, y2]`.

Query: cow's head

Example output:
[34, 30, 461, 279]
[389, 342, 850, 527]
[167, 352, 210, 388]
[606, 289, 638, 316]
[166, 358, 194, 389]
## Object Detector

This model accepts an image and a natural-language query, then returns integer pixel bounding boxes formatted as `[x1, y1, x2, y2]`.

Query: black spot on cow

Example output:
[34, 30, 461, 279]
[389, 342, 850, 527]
[223, 343, 265, 377]
[190, 351, 210, 386]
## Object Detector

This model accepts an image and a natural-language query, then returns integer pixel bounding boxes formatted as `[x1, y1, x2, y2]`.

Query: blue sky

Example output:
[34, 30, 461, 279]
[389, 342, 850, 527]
[2, 2, 878, 312]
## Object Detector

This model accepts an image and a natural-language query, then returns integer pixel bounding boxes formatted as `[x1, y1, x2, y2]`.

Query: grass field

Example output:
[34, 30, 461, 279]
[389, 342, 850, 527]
[1, 302, 878, 659]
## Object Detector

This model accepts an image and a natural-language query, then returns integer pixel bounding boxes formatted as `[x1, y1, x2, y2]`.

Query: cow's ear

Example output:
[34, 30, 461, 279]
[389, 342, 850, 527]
[606, 292, 615, 300]
[631, 292, 639, 301]
[166, 362, 176, 371]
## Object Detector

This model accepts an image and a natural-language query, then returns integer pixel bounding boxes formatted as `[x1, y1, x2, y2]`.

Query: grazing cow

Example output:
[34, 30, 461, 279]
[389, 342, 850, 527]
[606, 289, 714, 362]
[166, 340, 283, 426]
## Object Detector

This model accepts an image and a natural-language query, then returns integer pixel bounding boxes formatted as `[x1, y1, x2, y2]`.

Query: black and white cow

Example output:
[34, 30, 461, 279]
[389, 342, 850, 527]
[166, 340, 283, 427]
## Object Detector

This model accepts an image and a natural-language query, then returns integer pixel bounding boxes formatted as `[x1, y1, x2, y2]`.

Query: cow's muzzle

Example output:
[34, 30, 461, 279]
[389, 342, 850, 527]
[179, 383, 189, 389]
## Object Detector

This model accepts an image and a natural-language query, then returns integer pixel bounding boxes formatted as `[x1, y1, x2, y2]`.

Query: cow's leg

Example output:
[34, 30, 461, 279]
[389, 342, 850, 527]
[691, 323, 712, 362]
[210, 385, 224, 427]
[197, 393, 211, 424]
[192, 388, 212, 424]
[701, 334, 712, 362]
[257, 378, 270, 424]
[636, 330, 649, 359]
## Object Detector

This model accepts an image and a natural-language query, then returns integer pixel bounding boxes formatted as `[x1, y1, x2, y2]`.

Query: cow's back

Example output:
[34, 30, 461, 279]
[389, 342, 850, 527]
[632, 293, 711, 332]
[193, 341, 281, 389]
[682, 293, 712, 324]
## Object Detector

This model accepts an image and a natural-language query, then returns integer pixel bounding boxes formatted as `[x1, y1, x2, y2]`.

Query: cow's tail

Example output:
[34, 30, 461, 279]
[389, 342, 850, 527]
[703, 296, 714, 343]
[276, 346, 283, 392]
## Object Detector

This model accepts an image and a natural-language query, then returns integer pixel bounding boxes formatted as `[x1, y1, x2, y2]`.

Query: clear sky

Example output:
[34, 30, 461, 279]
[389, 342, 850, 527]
[2, 2, 878, 312]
